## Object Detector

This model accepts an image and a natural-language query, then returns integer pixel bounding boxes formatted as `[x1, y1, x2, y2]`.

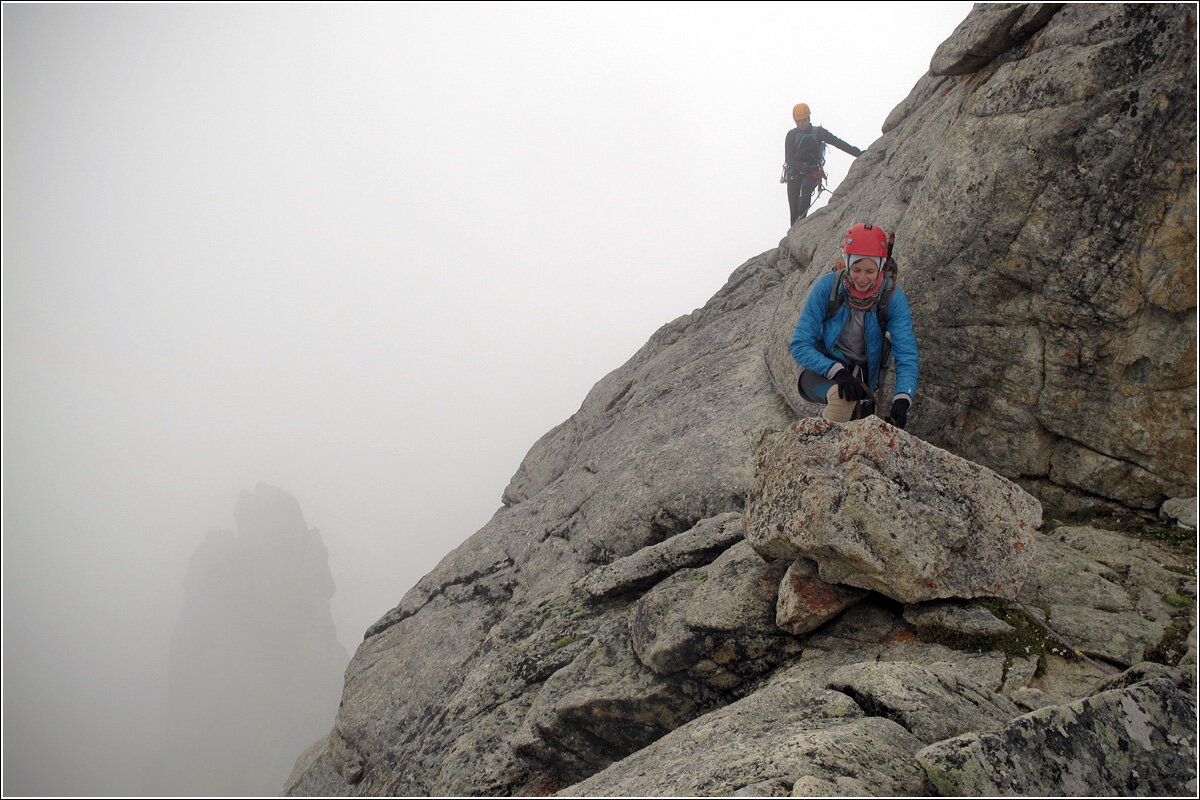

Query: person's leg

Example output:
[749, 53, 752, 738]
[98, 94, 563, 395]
[796, 173, 819, 219]
[823, 384, 856, 423]
[787, 179, 803, 225]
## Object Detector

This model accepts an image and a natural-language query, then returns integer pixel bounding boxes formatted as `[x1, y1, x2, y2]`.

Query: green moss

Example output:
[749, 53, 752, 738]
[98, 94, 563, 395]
[1145, 618, 1193, 667]
[1138, 523, 1197, 547]
[1163, 593, 1192, 609]
[911, 599, 1083, 680]
[551, 634, 581, 650]
[1164, 565, 1197, 577]
[1044, 508, 1197, 548]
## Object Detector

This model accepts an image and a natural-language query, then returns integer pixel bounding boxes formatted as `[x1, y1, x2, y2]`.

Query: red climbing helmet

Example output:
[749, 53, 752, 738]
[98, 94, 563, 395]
[841, 223, 889, 308]
[842, 223, 889, 262]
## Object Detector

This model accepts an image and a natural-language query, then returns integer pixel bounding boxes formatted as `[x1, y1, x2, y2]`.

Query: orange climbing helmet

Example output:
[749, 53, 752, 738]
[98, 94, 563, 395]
[792, 103, 811, 121]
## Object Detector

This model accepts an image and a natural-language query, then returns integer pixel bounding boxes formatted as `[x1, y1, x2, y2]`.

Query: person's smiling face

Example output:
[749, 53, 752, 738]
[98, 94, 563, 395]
[848, 258, 880, 291]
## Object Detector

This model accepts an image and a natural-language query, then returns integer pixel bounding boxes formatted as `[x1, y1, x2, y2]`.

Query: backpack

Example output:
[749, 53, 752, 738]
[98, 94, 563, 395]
[785, 127, 828, 182]
[790, 128, 826, 169]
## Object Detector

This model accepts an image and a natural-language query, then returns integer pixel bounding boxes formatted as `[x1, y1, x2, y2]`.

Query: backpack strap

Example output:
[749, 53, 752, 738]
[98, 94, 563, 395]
[824, 271, 845, 323]
[825, 273, 896, 332]
[826, 242, 900, 328]
[875, 277, 896, 332]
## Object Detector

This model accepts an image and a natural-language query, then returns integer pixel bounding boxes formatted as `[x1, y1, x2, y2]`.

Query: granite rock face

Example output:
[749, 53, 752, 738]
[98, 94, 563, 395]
[771, 2, 1196, 512]
[285, 5, 1196, 797]
[745, 416, 1041, 603]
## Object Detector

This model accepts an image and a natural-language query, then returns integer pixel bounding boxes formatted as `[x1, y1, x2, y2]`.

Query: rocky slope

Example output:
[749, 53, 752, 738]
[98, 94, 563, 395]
[285, 5, 1196, 796]
[147, 484, 348, 796]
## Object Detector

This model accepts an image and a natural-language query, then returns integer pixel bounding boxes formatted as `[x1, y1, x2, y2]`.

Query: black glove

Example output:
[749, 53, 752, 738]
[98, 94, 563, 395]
[833, 368, 868, 402]
[889, 397, 910, 429]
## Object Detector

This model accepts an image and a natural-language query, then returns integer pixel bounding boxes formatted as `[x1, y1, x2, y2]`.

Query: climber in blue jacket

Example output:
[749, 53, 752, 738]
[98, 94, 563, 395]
[790, 223, 918, 427]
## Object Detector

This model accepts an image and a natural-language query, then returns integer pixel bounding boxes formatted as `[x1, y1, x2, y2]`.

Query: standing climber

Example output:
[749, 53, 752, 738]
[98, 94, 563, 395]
[790, 223, 918, 427]
[783, 103, 863, 225]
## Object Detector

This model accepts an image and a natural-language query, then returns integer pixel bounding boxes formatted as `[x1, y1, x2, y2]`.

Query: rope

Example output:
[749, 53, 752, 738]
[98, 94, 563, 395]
[762, 279, 806, 417]
[1013, 598, 1116, 675]
[854, 376, 894, 425]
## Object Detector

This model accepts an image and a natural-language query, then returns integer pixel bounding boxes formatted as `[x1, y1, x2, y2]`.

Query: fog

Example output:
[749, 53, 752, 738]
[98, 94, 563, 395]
[2, 3, 973, 795]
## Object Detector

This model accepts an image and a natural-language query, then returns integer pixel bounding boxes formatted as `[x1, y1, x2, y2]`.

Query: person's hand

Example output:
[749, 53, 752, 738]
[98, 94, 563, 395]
[833, 369, 868, 402]
[889, 398, 910, 428]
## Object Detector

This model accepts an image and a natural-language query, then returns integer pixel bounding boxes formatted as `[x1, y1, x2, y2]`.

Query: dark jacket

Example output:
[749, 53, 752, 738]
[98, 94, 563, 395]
[784, 126, 862, 179]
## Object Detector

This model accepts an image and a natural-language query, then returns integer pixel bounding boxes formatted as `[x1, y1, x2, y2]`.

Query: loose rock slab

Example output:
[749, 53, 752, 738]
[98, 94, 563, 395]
[745, 417, 1041, 604]
[825, 661, 1022, 744]
[560, 669, 929, 797]
[776, 558, 870, 636]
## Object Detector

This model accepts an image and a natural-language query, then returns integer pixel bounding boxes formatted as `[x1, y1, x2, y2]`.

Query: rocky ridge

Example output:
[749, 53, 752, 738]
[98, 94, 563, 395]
[285, 5, 1196, 797]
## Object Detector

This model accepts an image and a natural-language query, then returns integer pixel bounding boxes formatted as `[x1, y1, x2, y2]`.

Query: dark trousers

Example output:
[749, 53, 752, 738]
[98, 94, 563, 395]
[787, 173, 821, 225]
[797, 363, 874, 420]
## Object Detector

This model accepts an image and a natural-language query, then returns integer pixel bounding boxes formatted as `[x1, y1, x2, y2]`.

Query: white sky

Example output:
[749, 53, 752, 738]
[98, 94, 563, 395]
[2, 2, 974, 794]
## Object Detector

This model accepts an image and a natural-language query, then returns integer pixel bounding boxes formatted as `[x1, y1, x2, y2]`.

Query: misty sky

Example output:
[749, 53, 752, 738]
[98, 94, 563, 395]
[3, 2, 974, 795]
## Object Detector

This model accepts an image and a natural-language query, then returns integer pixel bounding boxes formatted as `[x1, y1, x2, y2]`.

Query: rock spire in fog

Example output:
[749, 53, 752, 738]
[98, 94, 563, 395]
[148, 484, 348, 796]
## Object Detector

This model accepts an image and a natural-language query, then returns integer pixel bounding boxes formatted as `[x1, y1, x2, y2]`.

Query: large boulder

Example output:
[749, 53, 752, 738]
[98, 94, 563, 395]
[744, 416, 1042, 603]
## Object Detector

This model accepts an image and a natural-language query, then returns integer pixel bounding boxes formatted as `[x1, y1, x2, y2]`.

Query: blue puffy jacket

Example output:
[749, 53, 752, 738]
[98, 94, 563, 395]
[789, 270, 919, 400]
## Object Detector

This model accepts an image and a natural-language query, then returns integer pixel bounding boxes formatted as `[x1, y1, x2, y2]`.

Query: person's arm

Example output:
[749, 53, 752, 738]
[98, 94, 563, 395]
[885, 288, 919, 401]
[790, 273, 843, 378]
[819, 127, 863, 158]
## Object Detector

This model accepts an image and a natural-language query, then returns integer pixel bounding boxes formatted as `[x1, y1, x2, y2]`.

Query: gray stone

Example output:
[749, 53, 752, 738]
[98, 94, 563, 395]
[903, 600, 1016, 641]
[1162, 496, 1198, 529]
[1029, 654, 1114, 706]
[1095, 661, 1195, 695]
[581, 512, 744, 598]
[630, 540, 801, 689]
[745, 417, 1041, 603]
[513, 621, 718, 785]
[826, 661, 1022, 744]
[999, 656, 1040, 696]
[1008, 686, 1056, 711]
[732, 778, 791, 796]
[790, 601, 1016, 700]
[1020, 531, 1187, 668]
[930, 3, 1063, 76]
[561, 670, 929, 797]
[917, 676, 1198, 796]
[284, 740, 350, 798]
